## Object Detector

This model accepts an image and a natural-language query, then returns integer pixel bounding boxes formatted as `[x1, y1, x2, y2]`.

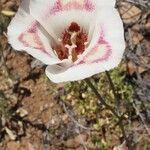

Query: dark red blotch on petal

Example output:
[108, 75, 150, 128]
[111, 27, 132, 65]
[53, 45, 69, 60]
[68, 22, 80, 32]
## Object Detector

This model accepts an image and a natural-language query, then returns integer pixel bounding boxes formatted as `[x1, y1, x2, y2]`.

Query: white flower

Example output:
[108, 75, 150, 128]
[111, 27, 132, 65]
[8, 0, 125, 83]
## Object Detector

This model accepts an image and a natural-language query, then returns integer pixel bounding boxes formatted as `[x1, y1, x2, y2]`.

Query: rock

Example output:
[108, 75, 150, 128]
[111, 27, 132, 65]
[127, 61, 137, 75]
[145, 21, 150, 31]
[119, 2, 142, 24]
[16, 108, 28, 117]
[132, 31, 144, 45]
[5, 127, 16, 140]
[65, 139, 76, 148]
[28, 143, 35, 150]
[113, 141, 127, 150]
[65, 133, 88, 148]
[74, 134, 88, 145]
[87, 142, 95, 149]
[6, 141, 20, 150]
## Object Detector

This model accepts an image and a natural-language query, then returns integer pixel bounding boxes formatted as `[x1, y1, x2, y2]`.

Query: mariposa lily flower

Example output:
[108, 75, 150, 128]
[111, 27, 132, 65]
[8, 0, 125, 83]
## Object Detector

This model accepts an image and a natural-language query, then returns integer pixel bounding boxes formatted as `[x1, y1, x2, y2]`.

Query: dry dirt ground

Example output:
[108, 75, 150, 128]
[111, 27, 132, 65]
[0, 0, 150, 150]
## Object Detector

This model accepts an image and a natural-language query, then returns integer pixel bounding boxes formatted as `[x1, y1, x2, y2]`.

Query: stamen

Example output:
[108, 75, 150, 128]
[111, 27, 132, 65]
[53, 22, 88, 62]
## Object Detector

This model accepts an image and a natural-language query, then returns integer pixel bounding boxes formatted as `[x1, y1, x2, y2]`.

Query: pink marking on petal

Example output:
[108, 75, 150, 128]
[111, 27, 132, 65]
[76, 27, 112, 66]
[27, 23, 37, 33]
[18, 22, 49, 54]
[63, 2, 84, 11]
[92, 29, 112, 63]
[77, 60, 85, 65]
[49, 0, 95, 16]
[49, 0, 63, 15]
[84, 0, 95, 12]
[91, 44, 112, 63]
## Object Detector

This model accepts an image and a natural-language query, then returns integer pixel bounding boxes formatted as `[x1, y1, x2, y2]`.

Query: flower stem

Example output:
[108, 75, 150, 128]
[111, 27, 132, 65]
[84, 78, 119, 118]
[105, 71, 120, 115]
[84, 78, 127, 139]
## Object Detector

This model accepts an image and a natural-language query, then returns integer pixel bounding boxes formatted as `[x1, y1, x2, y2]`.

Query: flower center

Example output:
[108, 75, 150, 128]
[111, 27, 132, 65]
[52, 22, 88, 62]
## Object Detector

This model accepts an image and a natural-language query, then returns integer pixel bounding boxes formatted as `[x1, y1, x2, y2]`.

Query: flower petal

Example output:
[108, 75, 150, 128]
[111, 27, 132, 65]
[45, 59, 118, 83]
[7, 0, 60, 65]
[94, 0, 116, 7]
[46, 7, 125, 83]
[76, 7, 125, 63]
[29, 0, 95, 38]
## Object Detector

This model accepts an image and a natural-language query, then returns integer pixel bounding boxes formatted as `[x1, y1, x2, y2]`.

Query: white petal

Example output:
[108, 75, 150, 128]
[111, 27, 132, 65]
[76, 7, 125, 65]
[93, 0, 116, 7]
[7, 0, 60, 65]
[30, 0, 95, 38]
[45, 59, 119, 83]
[46, 7, 125, 83]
